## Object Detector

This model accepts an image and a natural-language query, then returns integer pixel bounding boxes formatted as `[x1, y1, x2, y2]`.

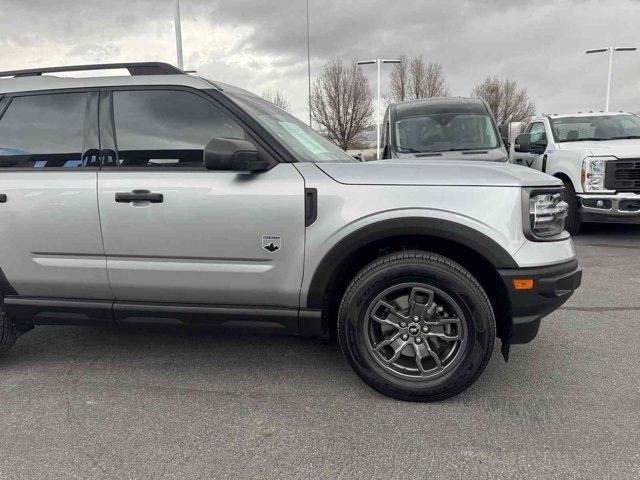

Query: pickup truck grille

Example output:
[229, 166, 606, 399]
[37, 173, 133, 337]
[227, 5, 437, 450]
[605, 159, 640, 191]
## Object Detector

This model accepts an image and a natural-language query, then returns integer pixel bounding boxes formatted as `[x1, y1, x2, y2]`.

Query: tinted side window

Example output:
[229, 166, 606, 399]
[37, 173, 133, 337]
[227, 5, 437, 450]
[0, 93, 88, 168]
[112, 90, 246, 168]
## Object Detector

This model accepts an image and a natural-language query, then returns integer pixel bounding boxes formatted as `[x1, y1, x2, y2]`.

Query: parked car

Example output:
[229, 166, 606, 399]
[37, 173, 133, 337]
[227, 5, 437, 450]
[509, 112, 640, 234]
[0, 63, 581, 401]
[380, 97, 509, 161]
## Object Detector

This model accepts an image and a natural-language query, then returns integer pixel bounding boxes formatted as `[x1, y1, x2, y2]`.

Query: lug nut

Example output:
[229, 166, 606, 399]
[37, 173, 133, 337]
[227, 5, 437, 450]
[422, 326, 430, 333]
[413, 316, 419, 322]
[400, 322, 407, 328]
[415, 337, 423, 344]
[401, 334, 409, 341]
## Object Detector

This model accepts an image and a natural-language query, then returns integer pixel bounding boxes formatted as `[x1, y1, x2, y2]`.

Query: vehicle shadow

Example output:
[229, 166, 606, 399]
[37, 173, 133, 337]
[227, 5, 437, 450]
[0, 322, 550, 404]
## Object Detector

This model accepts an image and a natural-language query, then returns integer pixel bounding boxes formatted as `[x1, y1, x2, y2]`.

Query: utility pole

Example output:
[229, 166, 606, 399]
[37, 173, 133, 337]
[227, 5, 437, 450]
[357, 58, 401, 160]
[586, 47, 636, 111]
[174, 0, 184, 70]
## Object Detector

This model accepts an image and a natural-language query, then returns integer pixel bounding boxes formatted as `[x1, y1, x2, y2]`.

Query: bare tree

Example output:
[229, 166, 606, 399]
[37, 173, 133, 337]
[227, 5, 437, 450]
[310, 59, 374, 150]
[471, 77, 536, 124]
[391, 55, 449, 101]
[423, 62, 449, 98]
[389, 55, 410, 102]
[409, 56, 428, 99]
[262, 89, 291, 112]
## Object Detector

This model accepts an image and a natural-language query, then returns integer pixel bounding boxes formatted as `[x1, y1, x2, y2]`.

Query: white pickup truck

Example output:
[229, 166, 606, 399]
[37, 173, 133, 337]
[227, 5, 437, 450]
[509, 112, 640, 234]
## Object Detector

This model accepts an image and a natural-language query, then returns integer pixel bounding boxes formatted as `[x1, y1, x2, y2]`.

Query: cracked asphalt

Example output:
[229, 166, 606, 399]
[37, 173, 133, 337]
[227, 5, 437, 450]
[0, 224, 639, 479]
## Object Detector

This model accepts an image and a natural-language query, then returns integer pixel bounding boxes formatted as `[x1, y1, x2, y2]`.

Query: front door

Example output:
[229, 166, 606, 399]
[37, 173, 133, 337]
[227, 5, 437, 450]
[0, 91, 110, 299]
[517, 121, 547, 171]
[96, 88, 305, 307]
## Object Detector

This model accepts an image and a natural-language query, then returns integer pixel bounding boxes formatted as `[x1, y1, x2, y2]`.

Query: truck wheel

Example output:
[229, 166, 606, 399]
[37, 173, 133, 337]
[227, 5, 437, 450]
[337, 251, 495, 402]
[0, 310, 17, 356]
[563, 181, 581, 235]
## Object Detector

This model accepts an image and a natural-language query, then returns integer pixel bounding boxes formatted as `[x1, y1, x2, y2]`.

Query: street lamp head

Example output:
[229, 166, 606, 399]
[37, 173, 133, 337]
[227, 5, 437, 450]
[614, 47, 637, 52]
[381, 59, 402, 64]
[586, 48, 609, 54]
[356, 60, 376, 65]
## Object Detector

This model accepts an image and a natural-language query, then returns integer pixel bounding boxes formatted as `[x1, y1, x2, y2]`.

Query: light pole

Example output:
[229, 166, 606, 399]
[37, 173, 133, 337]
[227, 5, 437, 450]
[586, 47, 636, 111]
[357, 58, 401, 159]
[306, 0, 312, 126]
[174, 0, 184, 70]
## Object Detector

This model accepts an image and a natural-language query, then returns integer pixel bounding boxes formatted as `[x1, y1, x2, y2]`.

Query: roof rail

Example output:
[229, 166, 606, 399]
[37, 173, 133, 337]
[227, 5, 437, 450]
[0, 62, 184, 78]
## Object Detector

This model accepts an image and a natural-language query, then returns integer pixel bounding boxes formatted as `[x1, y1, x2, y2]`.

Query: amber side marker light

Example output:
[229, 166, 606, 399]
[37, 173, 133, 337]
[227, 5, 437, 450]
[513, 279, 534, 290]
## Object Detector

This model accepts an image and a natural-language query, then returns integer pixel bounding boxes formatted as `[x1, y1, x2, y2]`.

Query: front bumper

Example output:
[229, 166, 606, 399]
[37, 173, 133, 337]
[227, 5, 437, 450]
[498, 259, 582, 344]
[578, 193, 640, 223]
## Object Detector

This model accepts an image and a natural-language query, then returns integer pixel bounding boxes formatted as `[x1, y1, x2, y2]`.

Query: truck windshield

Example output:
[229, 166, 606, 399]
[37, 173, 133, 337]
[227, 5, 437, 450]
[550, 115, 640, 142]
[224, 90, 355, 163]
[394, 113, 499, 154]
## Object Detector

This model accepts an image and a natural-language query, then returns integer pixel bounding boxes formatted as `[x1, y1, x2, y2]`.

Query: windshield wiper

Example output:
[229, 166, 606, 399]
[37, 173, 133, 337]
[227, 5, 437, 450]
[607, 135, 640, 140]
[397, 147, 424, 153]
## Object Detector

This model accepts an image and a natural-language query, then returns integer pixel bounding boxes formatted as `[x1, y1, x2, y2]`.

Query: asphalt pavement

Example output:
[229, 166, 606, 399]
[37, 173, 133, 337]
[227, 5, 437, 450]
[0, 224, 639, 479]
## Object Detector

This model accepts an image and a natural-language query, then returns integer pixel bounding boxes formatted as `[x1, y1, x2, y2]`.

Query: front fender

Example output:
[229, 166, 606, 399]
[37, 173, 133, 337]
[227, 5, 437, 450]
[303, 208, 522, 309]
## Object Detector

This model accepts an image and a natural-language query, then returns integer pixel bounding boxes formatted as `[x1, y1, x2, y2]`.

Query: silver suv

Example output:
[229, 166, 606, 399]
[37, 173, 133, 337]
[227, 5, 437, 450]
[0, 63, 581, 401]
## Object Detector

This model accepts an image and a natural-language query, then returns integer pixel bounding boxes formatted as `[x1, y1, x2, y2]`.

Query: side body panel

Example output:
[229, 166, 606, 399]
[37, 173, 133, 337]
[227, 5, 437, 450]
[544, 147, 586, 193]
[294, 163, 577, 309]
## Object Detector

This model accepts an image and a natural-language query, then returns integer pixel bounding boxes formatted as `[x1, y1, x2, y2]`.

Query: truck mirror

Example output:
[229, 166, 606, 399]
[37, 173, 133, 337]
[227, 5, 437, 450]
[514, 133, 530, 153]
[530, 140, 547, 155]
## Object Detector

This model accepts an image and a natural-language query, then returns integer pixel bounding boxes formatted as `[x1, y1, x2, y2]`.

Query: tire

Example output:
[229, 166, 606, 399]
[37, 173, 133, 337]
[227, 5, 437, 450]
[562, 181, 581, 235]
[337, 250, 495, 402]
[0, 309, 17, 357]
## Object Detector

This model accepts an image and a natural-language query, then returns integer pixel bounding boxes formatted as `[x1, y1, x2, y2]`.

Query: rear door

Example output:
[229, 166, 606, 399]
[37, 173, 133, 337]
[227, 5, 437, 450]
[0, 90, 110, 299]
[96, 88, 305, 307]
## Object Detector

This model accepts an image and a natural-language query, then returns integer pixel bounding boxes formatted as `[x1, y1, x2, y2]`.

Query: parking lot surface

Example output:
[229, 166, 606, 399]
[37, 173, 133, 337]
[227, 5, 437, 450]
[0, 224, 639, 479]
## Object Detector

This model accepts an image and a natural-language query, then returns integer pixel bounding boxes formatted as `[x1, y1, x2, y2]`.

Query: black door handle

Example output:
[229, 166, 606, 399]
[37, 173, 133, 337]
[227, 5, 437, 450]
[0, 194, 6, 203]
[115, 190, 163, 203]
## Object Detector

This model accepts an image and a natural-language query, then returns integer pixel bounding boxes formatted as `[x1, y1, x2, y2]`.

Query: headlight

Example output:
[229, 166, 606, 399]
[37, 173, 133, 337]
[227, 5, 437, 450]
[581, 156, 614, 192]
[528, 192, 568, 238]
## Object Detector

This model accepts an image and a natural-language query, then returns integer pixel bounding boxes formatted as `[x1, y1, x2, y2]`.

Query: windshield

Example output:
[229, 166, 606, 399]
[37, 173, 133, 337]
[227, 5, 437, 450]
[550, 115, 640, 142]
[393, 113, 499, 154]
[224, 91, 355, 163]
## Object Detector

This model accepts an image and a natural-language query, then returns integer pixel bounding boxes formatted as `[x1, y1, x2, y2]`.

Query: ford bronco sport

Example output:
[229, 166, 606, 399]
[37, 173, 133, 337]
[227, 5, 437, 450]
[0, 63, 581, 401]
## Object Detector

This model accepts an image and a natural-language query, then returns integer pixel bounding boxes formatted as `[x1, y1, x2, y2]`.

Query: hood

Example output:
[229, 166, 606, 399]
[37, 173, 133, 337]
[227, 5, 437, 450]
[558, 138, 640, 158]
[316, 159, 561, 187]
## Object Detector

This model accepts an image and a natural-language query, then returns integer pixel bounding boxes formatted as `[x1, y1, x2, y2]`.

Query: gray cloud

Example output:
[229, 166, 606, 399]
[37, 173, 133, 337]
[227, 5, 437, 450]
[1, 0, 639, 119]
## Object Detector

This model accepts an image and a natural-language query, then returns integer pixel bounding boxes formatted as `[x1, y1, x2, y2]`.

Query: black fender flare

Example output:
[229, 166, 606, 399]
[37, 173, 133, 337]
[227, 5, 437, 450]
[305, 217, 518, 309]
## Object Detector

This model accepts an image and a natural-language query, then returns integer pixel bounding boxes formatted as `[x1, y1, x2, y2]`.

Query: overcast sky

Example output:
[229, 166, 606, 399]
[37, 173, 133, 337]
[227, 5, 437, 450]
[1, 0, 639, 121]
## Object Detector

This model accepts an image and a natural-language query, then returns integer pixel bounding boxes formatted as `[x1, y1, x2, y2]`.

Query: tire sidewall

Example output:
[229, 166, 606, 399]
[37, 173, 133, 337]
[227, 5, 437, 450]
[563, 181, 581, 235]
[339, 256, 494, 400]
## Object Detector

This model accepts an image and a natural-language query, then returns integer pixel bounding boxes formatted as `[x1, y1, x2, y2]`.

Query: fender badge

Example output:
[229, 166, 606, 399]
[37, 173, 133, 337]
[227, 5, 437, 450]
[262, 235, 281, 253]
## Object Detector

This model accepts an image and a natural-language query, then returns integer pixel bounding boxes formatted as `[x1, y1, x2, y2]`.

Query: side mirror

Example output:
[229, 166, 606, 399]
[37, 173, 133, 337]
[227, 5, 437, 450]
[204, 137, 271, 172]
[530, 140, 547, 155]
[514, 133, 530, 153]
[352, 153, 364, 162]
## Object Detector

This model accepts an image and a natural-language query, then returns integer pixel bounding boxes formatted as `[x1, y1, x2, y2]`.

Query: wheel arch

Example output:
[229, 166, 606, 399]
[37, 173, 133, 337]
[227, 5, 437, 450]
[306, 217, 517, 342]
[553, 171, 573, 184]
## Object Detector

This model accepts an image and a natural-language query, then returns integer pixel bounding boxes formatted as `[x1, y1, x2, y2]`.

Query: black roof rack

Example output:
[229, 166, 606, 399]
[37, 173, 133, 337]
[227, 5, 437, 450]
[0, 62, 184, 78]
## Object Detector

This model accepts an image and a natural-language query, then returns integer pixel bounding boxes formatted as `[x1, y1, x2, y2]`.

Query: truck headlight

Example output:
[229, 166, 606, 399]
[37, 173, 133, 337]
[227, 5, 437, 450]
[581, 156, 614, 192]
[529, 192, 568, 238]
